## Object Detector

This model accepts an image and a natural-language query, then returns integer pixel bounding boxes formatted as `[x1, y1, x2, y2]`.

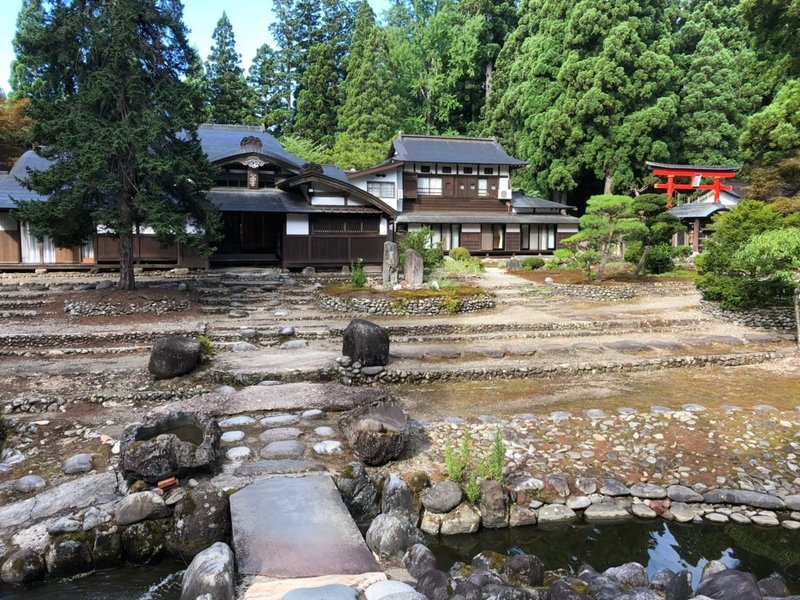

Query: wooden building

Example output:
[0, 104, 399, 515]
[0, 124, 397, 270]
[346, 134, 579, 254]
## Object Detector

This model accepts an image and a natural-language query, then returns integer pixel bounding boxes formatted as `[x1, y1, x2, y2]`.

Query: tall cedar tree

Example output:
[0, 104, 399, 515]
[205, 12, 256, 124]
[338, 1, 399, 143]
[249, 44, 293, 134]
[13, 0, 220, 290]
[294, 43, 340, 147]
[9, 0, 46, 99]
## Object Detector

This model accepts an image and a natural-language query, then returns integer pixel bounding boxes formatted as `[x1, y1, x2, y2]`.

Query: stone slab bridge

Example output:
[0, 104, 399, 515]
[230, 474, 385, 599]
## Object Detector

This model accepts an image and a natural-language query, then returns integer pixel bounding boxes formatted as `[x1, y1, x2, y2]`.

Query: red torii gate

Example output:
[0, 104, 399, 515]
[646, 161, 739, 208]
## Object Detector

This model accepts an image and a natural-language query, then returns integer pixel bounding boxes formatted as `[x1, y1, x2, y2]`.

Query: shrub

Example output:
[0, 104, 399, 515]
[444, 430, 471, 483]
[351, 258, 367, 288]
[479, 429, 506, 482]
[672, 244, 693, 259]
[696, 272, 795, 309]
[449, 246, 471, 261]
[645, 244, 676, 274]
[521, 257, 545, 271]
[196, 335, 215, 361]
[439, 256, 484, 275]
[397, 227, 445, 275]
[465, 471, 481, 503]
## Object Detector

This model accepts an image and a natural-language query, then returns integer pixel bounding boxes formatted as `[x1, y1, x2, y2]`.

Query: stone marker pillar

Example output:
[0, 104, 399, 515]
[382, 241, 399, 288]
[404, 249, 424, 287]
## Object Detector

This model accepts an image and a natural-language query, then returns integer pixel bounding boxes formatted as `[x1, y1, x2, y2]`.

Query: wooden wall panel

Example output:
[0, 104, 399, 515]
[54, 246, 80, 263]
[481, 225, 493, 251]
[403, 197, 507, 214]
[506, 232, 521, 253]
[461, 232, 481, 253]
[0, 231, 21, 262]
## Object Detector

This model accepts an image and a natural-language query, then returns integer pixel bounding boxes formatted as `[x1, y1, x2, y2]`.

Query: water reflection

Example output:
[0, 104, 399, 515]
[427, 520, 800, 592]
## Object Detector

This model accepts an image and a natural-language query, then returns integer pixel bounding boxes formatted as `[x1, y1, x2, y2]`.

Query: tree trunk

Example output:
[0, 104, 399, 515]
[485, 60, 493, 100]
[634, 245, 650, 277]
[596, 248, 609, 281]
[795, 286, 800, 349]
[603, 173, 613, 195]
[118, 231, 136, 290]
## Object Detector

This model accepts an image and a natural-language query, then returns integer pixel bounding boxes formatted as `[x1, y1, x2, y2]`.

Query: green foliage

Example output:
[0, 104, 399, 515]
[294, 42, 340, 146]
[449, 246, 471, 261]
[205, 12, 257, 125]
[465, 471, 481, 504]
[338, 1, 399, 143]
[0, 96, 33, 170]
[350, 258, 367, 288]
[438, 256, 483, 276]
[696, 201, 799, 308]
[573, 250, 602, 278]
[520, 257, 545, 271]
[741, 80, 800, 166]
[196, 335, 216, 361]
[478, 429, 505, 482]
[328, 134, 390, 171]
[249, 43, 293, 135]
[442, 292, 460, 315]
[397, 227, 445, 276]
[12, 0, 221, 290]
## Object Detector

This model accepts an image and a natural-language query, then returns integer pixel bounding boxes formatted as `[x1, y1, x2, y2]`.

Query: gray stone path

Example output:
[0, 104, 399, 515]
[230, 475, 380, 577]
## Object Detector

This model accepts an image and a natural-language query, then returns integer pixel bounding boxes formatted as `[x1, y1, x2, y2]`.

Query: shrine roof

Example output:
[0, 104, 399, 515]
[646, 161, 740, 173]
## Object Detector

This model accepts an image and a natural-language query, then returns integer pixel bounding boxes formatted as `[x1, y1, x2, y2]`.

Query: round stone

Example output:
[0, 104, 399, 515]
[225, 447, 252, 461]
[705, 512, 729, 524]
[260, 414, 300, 428]
[219, 416, 256, 428]
[14, 475, 46, 494]
[62, 453, 93, 475]
[260, 427, 304, 442]
[314, 426, 336, 437]
[260, 440, 306, 459]
[302, 409, 325, 421]
[221, 431, 245, 443]
[314, 441, 344, 455]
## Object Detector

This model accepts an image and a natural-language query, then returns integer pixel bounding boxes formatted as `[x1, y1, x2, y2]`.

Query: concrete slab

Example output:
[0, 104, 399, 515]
[233, 460, 327, 477]
[242, 573, 386, 600]
[230, 475, 380, 577]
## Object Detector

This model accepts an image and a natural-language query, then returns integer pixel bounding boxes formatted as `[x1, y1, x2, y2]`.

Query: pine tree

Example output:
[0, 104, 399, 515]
[12, 0, 220, 290]
[338, 1, 399, 143]
[294, 43, 340, 146]
[8, 0, 46, 99]
[205, 12, 256, 125]
[249, 44, 293, 134]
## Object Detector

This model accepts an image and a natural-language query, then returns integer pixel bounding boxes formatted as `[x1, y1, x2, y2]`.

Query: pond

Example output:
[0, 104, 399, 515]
[427, 520, 800, 592]
[0, 559, 184, 600]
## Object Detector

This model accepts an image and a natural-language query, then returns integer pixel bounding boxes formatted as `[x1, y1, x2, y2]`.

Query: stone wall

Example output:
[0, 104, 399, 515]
[64, 299, 191, 317]
[319, 293, 495, 316]
[543, 282, 636, 302]
[0, 327, 207, 349]
[699, 300, 796, 332]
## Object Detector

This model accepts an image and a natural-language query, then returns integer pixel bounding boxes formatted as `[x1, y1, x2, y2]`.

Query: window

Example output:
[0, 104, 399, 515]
[417, 177, 443, 195]
[492, 224, 505, 250]
[451, 224, 461, 249]
[215, 168, 248, 188]
[540, 225, 556, 250]
[521, 224, 530, 250]
[462, 166, 473, 174]
[258, 174, 276, 188]
[312, 215, 379, 233]
[478, 178, 488, 197]
[484, 167, 494, 175]
[367, 181, 395, 199]
[441, 166, 452, 174]
[420, 165, 431, 173]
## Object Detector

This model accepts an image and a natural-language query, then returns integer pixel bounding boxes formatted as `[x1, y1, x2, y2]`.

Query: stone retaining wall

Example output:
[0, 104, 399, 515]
[543, 282, 636, 302]
[0, 327, 206, 349]
[319, 293, 495, 316]
[64, 299, 191, 317]
[699, 300, 796, 332]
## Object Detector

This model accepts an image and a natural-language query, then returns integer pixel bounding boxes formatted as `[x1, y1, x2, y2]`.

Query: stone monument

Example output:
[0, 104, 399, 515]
[382, 241, 399, 287]
[404, 249, 424, 287]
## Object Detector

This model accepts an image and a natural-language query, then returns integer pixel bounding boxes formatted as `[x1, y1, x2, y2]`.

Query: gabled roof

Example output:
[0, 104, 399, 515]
[198, 124, 305, 170]
[669, 202, 730, 219]
[345, 159, 404, 179]
[511, 192, 576, 211]
[391, 134, 526, 166]
[646, 161, 739, 173]
[0, 150, 52, 208]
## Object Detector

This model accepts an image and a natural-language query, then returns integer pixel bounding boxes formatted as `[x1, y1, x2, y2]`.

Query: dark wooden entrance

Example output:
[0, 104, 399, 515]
[214, 212, 283, 264]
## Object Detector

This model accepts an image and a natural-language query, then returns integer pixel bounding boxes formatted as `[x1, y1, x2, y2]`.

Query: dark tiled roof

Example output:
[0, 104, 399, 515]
[511, 192, 576, 211]
[208, 189, 312, 213]
[197, 124, 305, 169]
[0, 150, 52, 208]
[669, 203, 730, 219]
[646, 161, 739, 173]
[321, 165, 349, 183]
[392, 134, 526, 166]
[396, 213, 579, 225]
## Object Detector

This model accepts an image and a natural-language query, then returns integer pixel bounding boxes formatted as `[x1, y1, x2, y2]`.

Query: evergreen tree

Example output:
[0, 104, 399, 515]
[294, 43, 340, 146]
[12, 0, 220, 290]
[9, 0, 46, 99]
[0, 96, 33, 170]
[205, 12, 256, 124]
[338, 1, 398, 143]
[249, 44, 293, 134]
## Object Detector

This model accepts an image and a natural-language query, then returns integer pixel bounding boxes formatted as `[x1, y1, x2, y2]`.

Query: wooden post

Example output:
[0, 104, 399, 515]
[713, 176, 721, 202]
[693, 219, 701, 253]
[666, 175, 675, 208]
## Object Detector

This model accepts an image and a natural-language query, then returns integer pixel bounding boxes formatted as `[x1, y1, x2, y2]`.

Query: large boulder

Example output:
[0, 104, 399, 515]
[403, 543, 438, 580]
[335, 461, 380, 528]
[479, 479, 509, 528]
[92, 527, 123, 569]
[696, 569, 762, 600]
[365, 514, 425, 558]
[421, 481, 463, 514]
[122, 520, 167, 563]
[44, 536, 92, 576]
[115, 491, 172, 525]
[342, 319, 390, 367]
[381, 473, 419, 525]
[148, 336, 201, 379]
[120, 412, 221, 483]
[502, 554, 545, 587]
[180, 542, 235, 600]
[167, 483, 231, 560]
[340, 400, 409, 466]
[1, 549, 46, 584]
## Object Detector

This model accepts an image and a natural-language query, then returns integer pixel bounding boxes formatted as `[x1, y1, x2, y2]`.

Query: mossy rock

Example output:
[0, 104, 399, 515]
[122, 520, 166, 564]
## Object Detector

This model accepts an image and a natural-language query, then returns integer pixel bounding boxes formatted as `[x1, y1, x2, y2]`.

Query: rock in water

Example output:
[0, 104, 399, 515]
[167, 484, 231, 560]
[180, 542, 235, 600]
[335, 461, 380, 528]
[148, 336, 201, 379]
[1, 550, 45, 584]
[696, 569, 762, 600]
[342, 318, 390, 367]
[45, 536, 92, 576]
[366, 514, 424, 558]
[340, 400, 409, 466]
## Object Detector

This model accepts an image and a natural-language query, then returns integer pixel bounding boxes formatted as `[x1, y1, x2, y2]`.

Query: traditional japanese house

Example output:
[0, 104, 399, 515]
[347, 134, 579, 254]
[0, 124, 397, 269]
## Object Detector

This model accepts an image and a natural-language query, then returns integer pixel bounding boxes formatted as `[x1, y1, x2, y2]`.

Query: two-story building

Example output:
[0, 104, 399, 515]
[0, 124, 397, 269]
[347, 134, 579, 255]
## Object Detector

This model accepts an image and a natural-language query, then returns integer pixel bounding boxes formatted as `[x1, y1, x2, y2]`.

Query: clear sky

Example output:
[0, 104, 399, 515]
[0, 0, 391, 94]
